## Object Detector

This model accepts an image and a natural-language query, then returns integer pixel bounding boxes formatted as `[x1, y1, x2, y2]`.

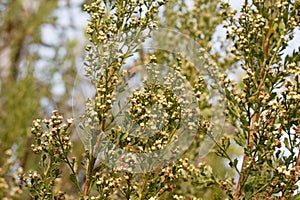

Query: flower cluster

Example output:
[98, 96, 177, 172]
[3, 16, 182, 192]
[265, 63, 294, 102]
[83, 0, 164, 45]
[22, 111, 78, 199]
[128, 82, 181, 150]
[91, 170, 122, 199]
[31, 110, 73, 155]
[221, 0, 299, 63]
[22, 169, 67, 200]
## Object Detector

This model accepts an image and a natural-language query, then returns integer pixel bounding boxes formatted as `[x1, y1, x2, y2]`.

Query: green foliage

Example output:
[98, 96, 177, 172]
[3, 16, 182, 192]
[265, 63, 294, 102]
[0, 74, 41, 151]
[0, 0, 299, 199]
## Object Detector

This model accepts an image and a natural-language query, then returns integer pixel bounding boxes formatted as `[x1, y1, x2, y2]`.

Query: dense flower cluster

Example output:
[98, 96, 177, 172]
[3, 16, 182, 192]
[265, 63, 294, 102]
[31, 110, 73, 155]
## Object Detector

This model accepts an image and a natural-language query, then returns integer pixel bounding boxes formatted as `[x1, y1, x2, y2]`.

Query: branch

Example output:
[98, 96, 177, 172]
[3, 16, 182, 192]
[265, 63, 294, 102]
[20, 136, 33, 169]
[234, 29, 274, 199]
[83, 119, 105, 196]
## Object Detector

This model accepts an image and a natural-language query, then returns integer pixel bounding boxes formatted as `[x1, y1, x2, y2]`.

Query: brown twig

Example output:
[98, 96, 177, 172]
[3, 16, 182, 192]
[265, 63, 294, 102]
[83, 119, 106, 196]
[295, 126, 300, 172]
[20, 136, 33, 169]
[296, 152, 300, 170]
[83, 156, 96, 196]
[234, 114, 258, 199]
[234, 29, 274, 199]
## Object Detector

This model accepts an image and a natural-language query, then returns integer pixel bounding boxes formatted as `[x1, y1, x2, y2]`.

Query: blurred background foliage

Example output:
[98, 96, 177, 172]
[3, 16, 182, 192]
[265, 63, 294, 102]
[0, 0, 86, 169]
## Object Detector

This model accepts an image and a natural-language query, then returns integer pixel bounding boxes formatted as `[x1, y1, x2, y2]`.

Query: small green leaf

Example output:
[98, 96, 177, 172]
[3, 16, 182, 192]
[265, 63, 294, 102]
[272, 23, 278, 31]
[233, 158, 238, 168]
[70, 174, 78, 185]
[278, 21, 285, 30]
[283, 137, 291, 151]
[73, 160, 78, 173]
[52, 168, 60, 177]
[42, 154, 47, 162]
[79, 124, 84, 130]
[121, 131, 129, 141]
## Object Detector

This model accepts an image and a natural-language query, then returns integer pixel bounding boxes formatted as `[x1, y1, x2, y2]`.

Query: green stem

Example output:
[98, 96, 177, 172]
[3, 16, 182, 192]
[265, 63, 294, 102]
[55, 132, 82, 194]
[209, 133, 241, 175]
[138, 174, 148, 200]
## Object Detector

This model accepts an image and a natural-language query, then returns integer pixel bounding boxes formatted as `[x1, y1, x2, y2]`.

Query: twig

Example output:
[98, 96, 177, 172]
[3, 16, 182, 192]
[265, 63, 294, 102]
[83, 156, 96, 196]
[83, 119, 106, 196]
[20, 136, 33, 169]
[233, 28, 274, 199]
